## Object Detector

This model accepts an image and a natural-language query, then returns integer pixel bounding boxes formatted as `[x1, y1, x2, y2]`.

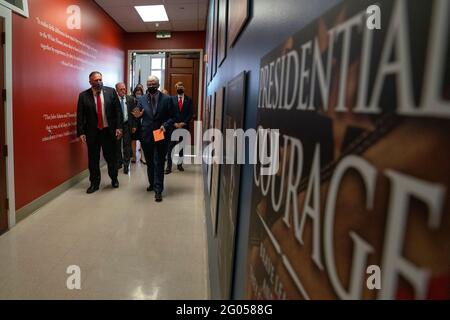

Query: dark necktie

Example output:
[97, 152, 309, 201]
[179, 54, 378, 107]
[96, 92, 104, 129]
[151, 96, 157, 115]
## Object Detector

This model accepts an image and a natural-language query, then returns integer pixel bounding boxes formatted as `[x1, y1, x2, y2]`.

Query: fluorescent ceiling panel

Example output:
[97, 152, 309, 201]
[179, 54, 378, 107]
[135, 5, 169, 22]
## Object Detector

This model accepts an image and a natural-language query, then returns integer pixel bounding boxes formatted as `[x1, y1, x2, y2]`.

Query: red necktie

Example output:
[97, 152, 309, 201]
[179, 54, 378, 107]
[96, 92, 104, 129]
[178, 97, 183, 112]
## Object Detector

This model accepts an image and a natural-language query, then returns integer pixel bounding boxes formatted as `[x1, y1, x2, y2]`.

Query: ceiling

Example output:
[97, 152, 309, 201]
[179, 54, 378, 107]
[94, 0, 208, 33]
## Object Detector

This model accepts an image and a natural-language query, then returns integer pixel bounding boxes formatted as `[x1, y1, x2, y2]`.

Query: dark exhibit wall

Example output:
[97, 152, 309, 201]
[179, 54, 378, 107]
[203, 0, 450, 299]
[12, 0, 125, 210]
[203, 0, 341, 299]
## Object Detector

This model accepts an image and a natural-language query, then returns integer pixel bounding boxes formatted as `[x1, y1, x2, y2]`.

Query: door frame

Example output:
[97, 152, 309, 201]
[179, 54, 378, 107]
[0, 6, 15, 228]
[127, 49, 204, 126]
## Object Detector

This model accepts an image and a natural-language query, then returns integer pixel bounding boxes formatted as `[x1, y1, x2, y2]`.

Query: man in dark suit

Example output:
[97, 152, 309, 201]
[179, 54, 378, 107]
[132, 75, 177, 202]
[165, 81, 194, 174]
[77, 71, 123, 194]
[115, 82, 137, 174]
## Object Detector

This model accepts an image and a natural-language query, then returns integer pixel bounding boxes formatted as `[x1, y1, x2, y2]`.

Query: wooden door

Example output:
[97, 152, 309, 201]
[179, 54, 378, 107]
[165, 52, 200, 139]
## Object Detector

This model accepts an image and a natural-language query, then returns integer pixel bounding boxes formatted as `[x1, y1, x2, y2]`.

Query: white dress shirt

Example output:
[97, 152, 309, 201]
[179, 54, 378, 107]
[120, 96, 128, 122]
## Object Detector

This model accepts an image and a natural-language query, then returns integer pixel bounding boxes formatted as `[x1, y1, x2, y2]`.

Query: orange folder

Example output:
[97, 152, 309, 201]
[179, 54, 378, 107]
[153, 129, 165, 142]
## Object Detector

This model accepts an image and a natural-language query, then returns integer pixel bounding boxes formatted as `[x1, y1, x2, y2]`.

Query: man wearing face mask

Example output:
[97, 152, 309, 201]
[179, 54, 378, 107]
[131, 84, 146, 164]
[77, 71, 123, 194]
[132, 75, 177, 202]
[115, 82, 137, 174]
[165, 81, 194, 174]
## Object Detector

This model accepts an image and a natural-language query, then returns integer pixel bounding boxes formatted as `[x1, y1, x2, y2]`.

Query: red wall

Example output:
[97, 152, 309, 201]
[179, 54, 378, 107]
[13, 0, 125, 210]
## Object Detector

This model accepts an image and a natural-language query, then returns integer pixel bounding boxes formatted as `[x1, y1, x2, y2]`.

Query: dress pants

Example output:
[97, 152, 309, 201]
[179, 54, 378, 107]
[142, 139, 168, 194]
[117, 121, 132, 168]
[167, 134, 184, 169]
[87, 127, 118, 186]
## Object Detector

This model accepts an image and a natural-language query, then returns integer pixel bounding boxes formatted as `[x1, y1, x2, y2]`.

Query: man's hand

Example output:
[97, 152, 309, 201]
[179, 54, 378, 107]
[174, 123, 181, 129]
[132, 128, 137, 134]
[132, 108, 144, 118]
[160, 126, 166, 133]
[80, 135, 86, 143]
[116, 129, 123, 140]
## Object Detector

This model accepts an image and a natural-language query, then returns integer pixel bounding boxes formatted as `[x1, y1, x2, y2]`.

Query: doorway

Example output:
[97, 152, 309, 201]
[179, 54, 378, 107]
[165, 52, 200, 138]
[129, 50, 203, 139]
[130, 52, 167, 92]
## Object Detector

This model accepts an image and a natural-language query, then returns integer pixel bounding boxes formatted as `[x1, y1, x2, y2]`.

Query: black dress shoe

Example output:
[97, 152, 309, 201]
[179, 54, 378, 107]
[86, 185, 99, 194]
[112, 180, 119, 188]
[147, 185, 154, 192]
[124, 166, 129, 174]
[155, 193, 162, 202]
[164, 168, 172, 175]
[177, 164, 184, 172]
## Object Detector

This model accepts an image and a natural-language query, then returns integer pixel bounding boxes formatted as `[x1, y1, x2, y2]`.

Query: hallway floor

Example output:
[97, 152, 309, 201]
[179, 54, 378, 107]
[0, 161, 209, 299]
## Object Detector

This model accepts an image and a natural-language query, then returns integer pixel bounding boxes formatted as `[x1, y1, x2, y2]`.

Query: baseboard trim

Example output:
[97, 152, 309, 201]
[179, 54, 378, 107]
[15, 169, 90, 224]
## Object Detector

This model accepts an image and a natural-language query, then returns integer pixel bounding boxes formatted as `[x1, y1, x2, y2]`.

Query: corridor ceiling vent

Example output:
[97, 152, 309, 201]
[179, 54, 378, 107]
[135, 5, 169, 22]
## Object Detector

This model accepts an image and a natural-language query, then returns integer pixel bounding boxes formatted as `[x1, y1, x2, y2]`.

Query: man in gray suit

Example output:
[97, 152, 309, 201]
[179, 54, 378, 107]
[115, 82, 137, 174]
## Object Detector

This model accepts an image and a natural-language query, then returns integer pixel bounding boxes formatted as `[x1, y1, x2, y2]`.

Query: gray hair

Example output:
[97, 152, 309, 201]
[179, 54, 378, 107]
[115, 82, 126, 90]
[148, 75, 160, 85]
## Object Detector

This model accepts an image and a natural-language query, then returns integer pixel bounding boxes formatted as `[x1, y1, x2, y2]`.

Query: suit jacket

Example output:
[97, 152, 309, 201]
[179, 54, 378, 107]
[77, 86, 123, 139]
[137, 91, 177, 144]
[171, 95, 194, 130]
[119, 95, 138, 131]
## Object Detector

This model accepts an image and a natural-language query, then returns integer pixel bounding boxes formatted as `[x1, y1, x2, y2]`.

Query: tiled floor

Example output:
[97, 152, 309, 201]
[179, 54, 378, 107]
[0, 160, 209, 300]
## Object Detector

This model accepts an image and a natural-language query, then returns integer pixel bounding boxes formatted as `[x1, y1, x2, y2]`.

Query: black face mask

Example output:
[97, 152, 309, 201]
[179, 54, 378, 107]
[177, 89, 184, 95]
[147, 86, 158, 95]
[93, 81, 103, 91]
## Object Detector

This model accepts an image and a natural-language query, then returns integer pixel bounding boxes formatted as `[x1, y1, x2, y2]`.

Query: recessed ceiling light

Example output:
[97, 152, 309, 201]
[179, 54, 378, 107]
[135, 5, 169, 22]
